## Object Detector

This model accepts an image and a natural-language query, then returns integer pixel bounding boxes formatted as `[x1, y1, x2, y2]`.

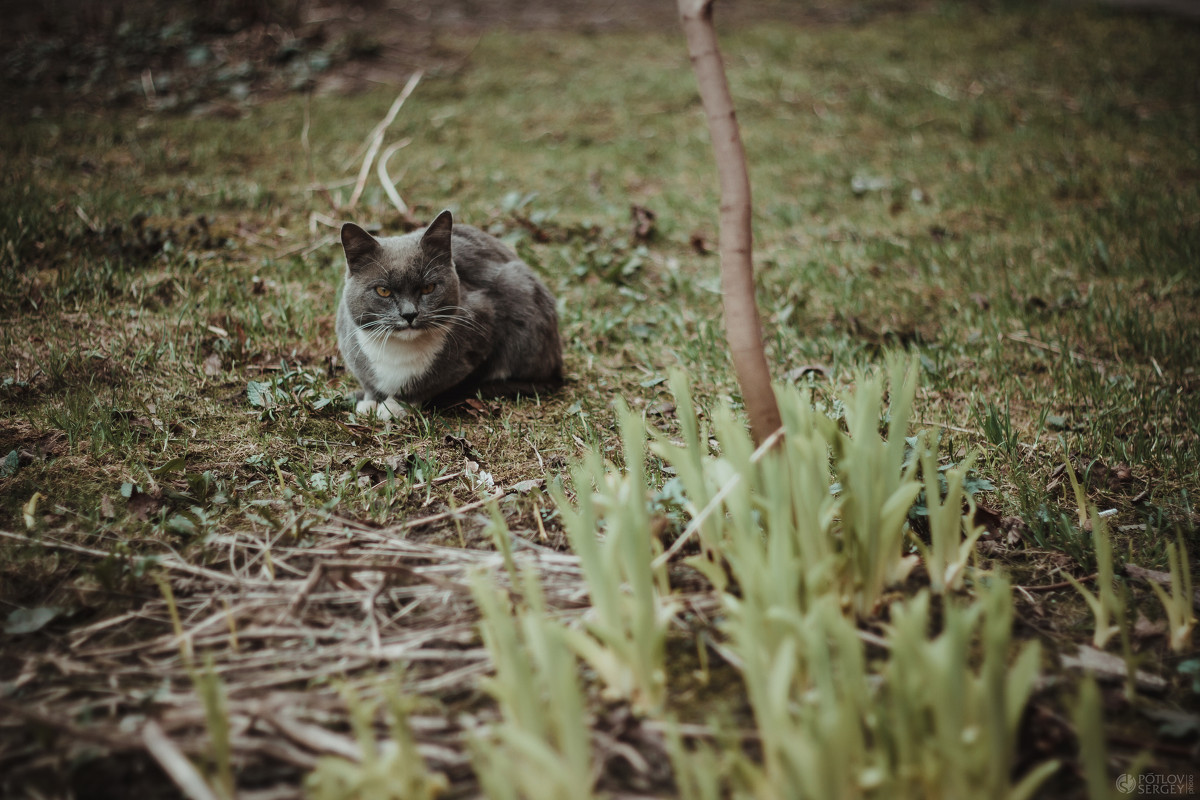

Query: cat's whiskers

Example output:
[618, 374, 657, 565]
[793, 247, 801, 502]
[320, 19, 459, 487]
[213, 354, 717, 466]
[423, 317, 486, 351]
[362, 314, 442, 350]
[359, 318, 403, 348]
[424, 315, 483, 337]
[427, 306, 489, 337]
[359, 319, 390, 332]
[420, 319, 470, 352]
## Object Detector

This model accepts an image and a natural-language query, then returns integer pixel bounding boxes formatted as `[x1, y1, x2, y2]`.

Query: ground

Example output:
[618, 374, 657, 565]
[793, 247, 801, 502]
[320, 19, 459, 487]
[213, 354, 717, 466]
[1, 0, 1198, 797]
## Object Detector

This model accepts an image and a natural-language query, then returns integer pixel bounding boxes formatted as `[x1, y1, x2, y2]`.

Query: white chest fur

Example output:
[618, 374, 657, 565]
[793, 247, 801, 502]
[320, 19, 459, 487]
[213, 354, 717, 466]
[355, 327, 447, 397]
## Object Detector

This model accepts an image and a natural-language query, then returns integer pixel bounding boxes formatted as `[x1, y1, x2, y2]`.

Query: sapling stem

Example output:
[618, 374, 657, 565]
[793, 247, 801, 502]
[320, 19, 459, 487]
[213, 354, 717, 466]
[678, 0, 781, 445]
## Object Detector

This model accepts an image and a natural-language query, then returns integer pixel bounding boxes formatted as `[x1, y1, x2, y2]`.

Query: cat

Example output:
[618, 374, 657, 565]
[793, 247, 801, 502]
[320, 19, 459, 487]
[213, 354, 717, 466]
[336, 209, 563, 420]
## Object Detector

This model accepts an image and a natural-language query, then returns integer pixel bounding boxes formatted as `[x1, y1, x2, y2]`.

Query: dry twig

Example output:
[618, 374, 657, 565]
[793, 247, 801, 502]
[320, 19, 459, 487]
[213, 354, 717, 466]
[346, 72, 423, 212]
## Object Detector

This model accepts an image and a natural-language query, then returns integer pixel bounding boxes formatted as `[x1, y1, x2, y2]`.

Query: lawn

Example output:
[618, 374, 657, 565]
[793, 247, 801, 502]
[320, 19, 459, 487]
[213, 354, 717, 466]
[1, 1, 1198, 797]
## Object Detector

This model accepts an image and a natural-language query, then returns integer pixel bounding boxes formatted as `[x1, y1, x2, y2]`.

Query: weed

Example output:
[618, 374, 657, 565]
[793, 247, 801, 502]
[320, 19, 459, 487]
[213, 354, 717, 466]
[974, 398, 1019, 459]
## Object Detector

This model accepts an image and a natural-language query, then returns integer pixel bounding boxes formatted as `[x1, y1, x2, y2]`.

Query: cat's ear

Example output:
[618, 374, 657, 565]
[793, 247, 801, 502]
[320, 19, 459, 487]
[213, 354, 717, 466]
[341, 223, 379, 273]
[420, 209, 454, 257]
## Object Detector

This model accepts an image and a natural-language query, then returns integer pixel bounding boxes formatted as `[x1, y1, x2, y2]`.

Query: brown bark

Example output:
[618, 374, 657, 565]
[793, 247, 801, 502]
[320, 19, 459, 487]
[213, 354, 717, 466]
[678, 0, 782, 445]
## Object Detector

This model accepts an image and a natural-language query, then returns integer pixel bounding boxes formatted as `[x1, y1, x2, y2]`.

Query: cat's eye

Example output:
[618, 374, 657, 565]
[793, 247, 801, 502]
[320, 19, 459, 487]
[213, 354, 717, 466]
[375, 286, 392, 298]
[420, 284, 436, 295]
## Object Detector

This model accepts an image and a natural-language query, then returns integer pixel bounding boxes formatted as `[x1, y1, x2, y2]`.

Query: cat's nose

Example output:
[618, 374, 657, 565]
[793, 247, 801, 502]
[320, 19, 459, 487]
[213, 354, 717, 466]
[400, 311, 418, 325]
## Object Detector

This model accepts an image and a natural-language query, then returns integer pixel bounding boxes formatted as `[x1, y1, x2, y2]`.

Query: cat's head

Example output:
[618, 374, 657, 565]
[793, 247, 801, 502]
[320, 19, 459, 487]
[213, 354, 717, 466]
[340, 210, 461, 339]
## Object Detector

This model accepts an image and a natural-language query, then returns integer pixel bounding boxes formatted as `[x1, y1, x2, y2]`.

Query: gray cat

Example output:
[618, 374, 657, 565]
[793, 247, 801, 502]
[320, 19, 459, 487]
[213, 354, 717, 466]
[336, 210, 563, 420]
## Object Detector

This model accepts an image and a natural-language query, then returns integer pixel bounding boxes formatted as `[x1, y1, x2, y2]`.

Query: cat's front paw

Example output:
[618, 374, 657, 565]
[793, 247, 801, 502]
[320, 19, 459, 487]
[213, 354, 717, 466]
[355, 397, 408, 422]
[376, 397, 408, 421]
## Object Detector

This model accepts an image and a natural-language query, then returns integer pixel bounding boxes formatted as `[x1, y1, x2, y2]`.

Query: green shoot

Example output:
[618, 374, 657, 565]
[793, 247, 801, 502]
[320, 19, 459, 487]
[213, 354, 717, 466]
[832, 358, 923, 616]
[1071, 677, 1149, 800]
[1060, 457, 1122, 648]
[306, 678, 448, 800]
[911, 433, 985, 593]
[551, 402, 676, 713]
[470, 572, 595, 800]
[1061, 461, 1122, 648]
[883, 578, 1058, 800]
[1146, 535, 1196, 653]
[192, 654, 235, 800]
[664, 721, 726, 800]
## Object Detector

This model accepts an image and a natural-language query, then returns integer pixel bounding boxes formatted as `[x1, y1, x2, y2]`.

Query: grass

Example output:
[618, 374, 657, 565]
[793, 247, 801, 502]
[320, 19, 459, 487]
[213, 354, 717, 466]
[1, 1, 1198, 796]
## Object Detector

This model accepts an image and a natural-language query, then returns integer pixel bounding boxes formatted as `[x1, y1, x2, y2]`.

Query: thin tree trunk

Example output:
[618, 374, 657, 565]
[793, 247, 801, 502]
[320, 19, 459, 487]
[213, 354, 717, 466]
[678, 0, 782, 445]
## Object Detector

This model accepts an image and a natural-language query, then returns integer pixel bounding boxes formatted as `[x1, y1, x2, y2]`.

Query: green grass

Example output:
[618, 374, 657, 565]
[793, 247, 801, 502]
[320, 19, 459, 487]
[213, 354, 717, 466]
[2, 1, 1198, 796]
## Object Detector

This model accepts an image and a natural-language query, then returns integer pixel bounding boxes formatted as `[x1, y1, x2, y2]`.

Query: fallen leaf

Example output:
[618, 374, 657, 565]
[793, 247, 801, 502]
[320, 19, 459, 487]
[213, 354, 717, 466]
[99, 495, 116, 519]
[785, 364, 830, 381]
[646, 401, 676, 417]
[22, 492, 44, 529]
[349, 459, 389, 487]
[444, 433, 482, 461]
[1002, 515, 1029, 546]
[1086, 458, 1133, 491]
[1124, 562, 1173, 588]
[851, 173, 890, 195]
[1045, 462, 1066, 493]
[630, 204, 657, 242]
[382, 454, 414, 474]
[1112, 463, 1133, 486]
[1133, 612, 1167, 642]
[1125, 563, 1200, 611]
[1046, 414, 1068, 430]
[202, 352, 223, 376]
[1060, 644, 1167, 692]
[972, 503, 1004, 537]
[4, 605, 61, 635]
[127, 488, 164, 522]
[461, 397, 492, 417]
[511, 478, 546, 494]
